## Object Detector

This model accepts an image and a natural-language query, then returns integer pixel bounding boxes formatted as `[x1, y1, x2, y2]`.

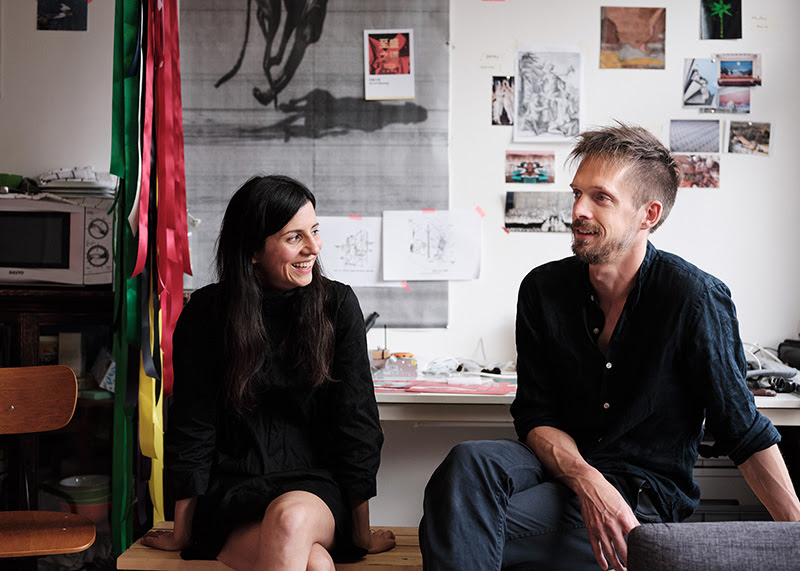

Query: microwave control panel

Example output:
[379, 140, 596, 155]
[83, 201, 113, 284]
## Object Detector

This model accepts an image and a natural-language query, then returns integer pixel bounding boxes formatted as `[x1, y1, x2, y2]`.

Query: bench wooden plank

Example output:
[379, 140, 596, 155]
[117, 521, 421, 570]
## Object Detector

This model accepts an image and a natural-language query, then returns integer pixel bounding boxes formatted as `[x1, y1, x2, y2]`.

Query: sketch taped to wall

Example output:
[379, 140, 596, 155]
[382, 210, 482, 281]
[317, 216, 399, 287]
[514, 48, 581, 142]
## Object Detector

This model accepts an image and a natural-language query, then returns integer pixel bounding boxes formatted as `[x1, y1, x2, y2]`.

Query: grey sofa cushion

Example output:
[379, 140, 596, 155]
[628, 521, 800, 571]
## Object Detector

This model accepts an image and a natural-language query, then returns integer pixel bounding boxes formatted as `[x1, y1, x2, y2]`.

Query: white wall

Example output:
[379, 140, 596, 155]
[368, 0, 800, 371]
[2, 0, 799, 527]
[0, 1, 114, 176]
[3, 1, 796, 369]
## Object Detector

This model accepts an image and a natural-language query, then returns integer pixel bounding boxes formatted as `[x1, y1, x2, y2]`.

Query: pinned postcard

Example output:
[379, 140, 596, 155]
[669, 119, 720, 153]
[504, 191, 573, 233]
[505, 151, 555, 183]
[683, 58, 718, 109]
[492, 76, 515, 125]
[514, 47, 581, 142]
[717, 86, 750, 113]
[317, 216, 399, 288]
[675, 154, 720, 188]
[382, 210, 482, 281]
[364, 29, 415, 100]
[701, 0, 742, 40]
[600, 7, 666, 69]
[728, 121, 771, 155]
[717, 54, 762, 86]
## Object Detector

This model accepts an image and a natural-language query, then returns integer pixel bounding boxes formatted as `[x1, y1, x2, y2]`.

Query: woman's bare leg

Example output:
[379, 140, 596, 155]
[218, 491, 336, 571]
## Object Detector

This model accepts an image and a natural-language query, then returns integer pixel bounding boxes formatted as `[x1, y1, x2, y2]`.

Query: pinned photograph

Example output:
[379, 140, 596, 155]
[364, 29, 415, 100]
[717, 54, 762, 86]
[514, 48, 581, 142]
[728, 121, 770, 155]
[675, 154, 720, 188]
[669, 119, 720, 153]
[504, 191, 573, 233]
[600, 7, 666, 69]
[683, 58, 718, 108]
[701, 0, 742, 40]
[717, 86, 750, 113]
[37, 0, 88, 31]
[492, 76, 515, 125]
[505, 151, 555, 183]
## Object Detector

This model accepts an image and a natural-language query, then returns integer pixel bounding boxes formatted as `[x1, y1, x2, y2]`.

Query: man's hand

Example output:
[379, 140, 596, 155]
[575, 476, 640, 571]
[140, 528, 190, 551]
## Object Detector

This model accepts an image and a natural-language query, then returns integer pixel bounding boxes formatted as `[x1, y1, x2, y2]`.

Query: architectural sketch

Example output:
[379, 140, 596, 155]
[383, 210, 482, 282]
[317, 216, 392, 287]
[514, 49, 581, 142]
[409, 218, 456, 267]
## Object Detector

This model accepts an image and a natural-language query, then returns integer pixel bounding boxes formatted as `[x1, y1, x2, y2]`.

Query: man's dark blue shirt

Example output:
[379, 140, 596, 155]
[512, 241, 779, 522]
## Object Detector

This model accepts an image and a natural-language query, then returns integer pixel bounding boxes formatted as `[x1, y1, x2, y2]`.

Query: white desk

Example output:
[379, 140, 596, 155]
[376, 391, 800, 427]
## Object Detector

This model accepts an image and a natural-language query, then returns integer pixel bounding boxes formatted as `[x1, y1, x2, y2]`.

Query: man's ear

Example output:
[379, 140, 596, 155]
[641, 200, 663, 230]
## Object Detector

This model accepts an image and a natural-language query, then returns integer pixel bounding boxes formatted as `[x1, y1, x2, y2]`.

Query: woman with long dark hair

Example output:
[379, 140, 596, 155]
[142, 175, 394, 569]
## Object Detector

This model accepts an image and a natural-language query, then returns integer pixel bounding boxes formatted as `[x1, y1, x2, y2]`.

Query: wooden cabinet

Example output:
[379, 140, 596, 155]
[0, 286, 114, 511]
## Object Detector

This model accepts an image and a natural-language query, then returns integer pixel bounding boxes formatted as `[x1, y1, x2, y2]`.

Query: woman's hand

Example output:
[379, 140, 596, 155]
[141, 497, 197, 552]
[140, 528, 190, 551]
[364, 528, 396, 554]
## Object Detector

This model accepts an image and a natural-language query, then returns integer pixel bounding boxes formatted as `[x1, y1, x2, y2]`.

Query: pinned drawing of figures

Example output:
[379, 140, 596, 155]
[215, 0, 329, 108]
[514, 49, 581, 142]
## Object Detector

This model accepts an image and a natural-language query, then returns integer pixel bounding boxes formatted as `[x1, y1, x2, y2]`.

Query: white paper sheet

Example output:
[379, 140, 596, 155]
[317, 216, 400, 288]
[382, 210, 482, 281]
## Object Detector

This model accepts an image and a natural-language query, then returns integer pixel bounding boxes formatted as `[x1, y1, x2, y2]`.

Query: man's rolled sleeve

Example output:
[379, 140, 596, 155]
[690, 281, 781, 465]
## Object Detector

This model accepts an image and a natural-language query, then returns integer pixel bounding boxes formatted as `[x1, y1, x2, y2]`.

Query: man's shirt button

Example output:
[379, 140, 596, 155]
[593, 327, 600, 335]
[605, 362, 613, 369]
[603, 402, 610, 409]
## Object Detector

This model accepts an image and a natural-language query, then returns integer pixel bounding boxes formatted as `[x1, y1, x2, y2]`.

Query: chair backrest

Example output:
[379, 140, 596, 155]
[0, 365, 77, 435]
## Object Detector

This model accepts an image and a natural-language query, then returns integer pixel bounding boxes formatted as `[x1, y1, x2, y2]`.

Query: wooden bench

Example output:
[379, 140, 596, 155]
[117, 521, 422, 570]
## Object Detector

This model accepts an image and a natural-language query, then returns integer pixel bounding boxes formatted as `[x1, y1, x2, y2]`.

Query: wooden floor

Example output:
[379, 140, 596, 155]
[117, 521, 422, 570]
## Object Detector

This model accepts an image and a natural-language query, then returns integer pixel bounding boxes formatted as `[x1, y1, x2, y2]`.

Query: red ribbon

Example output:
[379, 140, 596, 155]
[132, 0, 191, 397]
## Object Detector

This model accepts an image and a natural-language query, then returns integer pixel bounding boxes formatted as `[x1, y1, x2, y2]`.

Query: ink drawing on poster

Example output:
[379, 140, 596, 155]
[514, 48, 581, 142]
[600, 7, 666, 69]
[504, 192, 573, 233]
[364, 29, 415, 100]
[382, 210, 482, 281]
[317, 216, 400, 287]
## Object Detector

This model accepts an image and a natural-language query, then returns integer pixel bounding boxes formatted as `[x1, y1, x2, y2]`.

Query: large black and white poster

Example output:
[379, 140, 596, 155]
[180, 0, 450, 326]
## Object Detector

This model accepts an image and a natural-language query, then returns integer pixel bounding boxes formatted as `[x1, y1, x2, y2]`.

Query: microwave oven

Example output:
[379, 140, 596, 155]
[0, 196, 113, 286]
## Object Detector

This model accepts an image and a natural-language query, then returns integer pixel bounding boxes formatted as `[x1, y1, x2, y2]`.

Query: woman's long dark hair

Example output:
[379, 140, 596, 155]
[216, 175, 335, 412]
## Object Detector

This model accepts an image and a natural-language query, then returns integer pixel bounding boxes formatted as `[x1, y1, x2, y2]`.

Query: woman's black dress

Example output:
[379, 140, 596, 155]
[165, 279, 383, 561]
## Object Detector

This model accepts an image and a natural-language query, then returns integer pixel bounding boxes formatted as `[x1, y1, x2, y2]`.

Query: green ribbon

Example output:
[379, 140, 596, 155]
[110, 0, 143, 554]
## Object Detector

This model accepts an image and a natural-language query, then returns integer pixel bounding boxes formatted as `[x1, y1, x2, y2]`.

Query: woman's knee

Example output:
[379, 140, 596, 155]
[263, 493, 318, 540]
[306, 543, 335, 571]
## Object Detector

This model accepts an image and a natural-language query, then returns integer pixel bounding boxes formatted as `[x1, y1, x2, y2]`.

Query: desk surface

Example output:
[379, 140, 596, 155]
[375, 389, 800, 426]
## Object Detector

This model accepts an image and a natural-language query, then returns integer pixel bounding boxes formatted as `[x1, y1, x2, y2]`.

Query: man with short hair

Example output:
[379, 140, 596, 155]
[419, 123, 800, 570]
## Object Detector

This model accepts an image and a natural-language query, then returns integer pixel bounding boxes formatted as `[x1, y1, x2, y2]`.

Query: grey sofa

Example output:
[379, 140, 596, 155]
[627, 521, 800, 571]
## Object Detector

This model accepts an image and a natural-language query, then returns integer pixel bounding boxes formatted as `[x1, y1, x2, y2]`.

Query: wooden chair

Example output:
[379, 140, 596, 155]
[0, 365, 96, 563]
